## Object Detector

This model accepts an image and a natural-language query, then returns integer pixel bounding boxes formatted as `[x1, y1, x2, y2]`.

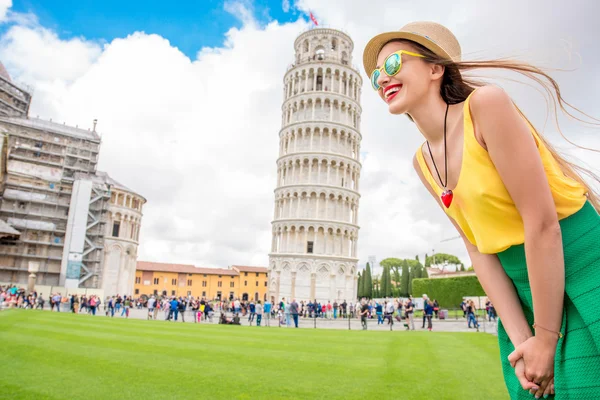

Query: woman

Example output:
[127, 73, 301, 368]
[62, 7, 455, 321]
[432, 299, 439, 319]
[467, 300, 479, 329]
[363, 21, 600, 399]
[424, 299, 434, 331]
[72, 294, 79, 314]
[375, 301, 384, 325]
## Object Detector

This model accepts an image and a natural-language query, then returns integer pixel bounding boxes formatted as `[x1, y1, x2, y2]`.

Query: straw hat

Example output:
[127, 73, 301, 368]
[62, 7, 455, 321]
[362, 21, 462, 76]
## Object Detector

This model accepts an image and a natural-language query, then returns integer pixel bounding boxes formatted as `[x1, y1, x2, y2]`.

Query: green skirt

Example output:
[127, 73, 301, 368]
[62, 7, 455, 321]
[497, 201, 600, 399]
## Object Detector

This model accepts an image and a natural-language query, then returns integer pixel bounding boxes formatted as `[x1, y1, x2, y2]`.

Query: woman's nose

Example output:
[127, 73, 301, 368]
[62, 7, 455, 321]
[377, 71, 390, 90]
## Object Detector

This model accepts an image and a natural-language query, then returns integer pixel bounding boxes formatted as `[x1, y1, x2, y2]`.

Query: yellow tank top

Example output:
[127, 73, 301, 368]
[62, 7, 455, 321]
[416, 91, 587, 254]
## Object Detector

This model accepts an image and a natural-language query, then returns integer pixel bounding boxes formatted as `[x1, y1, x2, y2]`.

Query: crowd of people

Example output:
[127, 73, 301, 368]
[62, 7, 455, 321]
[1, 284, 492, 332]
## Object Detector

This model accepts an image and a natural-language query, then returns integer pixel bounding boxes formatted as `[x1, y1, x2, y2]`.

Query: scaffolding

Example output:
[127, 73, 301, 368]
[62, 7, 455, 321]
[0, 117, 107, 288]
[0, 74, 31, 118]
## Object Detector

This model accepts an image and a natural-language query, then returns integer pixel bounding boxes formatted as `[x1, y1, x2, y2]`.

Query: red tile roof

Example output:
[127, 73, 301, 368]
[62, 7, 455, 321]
[231, 265, 268, 273]
[137, 261, 238, 276]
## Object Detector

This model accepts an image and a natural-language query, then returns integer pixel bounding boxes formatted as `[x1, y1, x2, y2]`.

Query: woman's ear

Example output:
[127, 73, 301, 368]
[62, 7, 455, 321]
[430, 64, 445, 81]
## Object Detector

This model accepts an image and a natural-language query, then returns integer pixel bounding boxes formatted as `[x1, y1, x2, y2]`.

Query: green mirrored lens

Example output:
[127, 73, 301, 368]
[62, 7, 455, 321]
[384, 53, 401, 76]
[371, 69, 380, 90]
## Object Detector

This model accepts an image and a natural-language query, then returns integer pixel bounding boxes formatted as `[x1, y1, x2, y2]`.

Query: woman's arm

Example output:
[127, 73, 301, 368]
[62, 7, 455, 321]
[470, 87, 564, 393]
[470, 87, 564, 342]
[413, 155, 532, 346]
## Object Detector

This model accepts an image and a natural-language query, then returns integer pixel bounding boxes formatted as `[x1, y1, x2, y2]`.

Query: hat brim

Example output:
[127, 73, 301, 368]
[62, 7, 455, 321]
[362, 31, 453, 76]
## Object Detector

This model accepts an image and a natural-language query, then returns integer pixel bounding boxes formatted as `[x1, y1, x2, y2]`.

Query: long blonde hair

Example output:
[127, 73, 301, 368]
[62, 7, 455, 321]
[398, 40, 600, 212]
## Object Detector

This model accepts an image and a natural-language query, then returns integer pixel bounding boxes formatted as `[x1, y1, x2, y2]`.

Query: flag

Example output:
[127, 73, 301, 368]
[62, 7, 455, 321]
[310, 12, 318, 26]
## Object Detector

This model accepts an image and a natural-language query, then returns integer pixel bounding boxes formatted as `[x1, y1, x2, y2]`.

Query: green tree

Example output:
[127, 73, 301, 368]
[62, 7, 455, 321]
[426, 253, 462, 268]
[460, 264, 466, 272]
[357, 271, 363, 298]
[380, 258, 403, 289]
[365, 263, 373, 299]
[424, 253, 430, 267]
[378, 268, 385, 298]
[401, 260, 410, 297]
[392, 267, 401, 289]
[382, 266, 393, 297]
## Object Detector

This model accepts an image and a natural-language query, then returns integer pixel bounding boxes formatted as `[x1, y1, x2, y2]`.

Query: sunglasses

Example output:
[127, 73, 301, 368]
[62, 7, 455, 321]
[370, 50, 425, 91]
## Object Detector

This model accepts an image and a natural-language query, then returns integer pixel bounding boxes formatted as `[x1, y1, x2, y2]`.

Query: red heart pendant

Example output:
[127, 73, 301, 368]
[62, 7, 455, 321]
[441, 190, 453, 208]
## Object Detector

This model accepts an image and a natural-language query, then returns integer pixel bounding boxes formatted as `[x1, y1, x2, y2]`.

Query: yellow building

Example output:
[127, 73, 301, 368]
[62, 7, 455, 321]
[231, 265, 269, 303]
[134, 261, 268, 301]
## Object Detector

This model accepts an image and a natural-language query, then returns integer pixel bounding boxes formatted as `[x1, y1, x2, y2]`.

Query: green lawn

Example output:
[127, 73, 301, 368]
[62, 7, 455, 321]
[0, 310, 507, 399]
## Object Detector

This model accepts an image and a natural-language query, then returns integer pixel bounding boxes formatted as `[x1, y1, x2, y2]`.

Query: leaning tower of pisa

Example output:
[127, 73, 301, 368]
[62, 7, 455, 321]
[268, 28, 363, 303]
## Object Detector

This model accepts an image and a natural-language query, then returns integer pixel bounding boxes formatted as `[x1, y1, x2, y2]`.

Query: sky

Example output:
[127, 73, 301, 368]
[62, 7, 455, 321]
[0, 0, 598, 275]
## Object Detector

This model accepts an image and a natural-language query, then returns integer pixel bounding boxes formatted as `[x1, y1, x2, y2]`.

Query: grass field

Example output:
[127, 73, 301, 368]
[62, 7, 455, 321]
[0, 310, 507, 399]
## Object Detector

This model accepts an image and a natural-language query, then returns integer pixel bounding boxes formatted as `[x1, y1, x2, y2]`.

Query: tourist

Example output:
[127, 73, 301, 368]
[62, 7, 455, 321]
[359, 299, 369, 330]
[404, 298, 415, 331]
[168, 297, 179, 321]
[115, 295, 122, 314]
[289, 298, 299, 328]
[333, 300, 338, 319]
[487, 300, 497, 322]
[147, 296, 156, 320]
[255, 300, 263, 326]
[421, 294, 429, 328]
[424, 299, 433, 331]
[52, 293, 62, 312]
[71, 294, 78, 313]
[205, 301, 214, 323]
[35, 293, 44, 310]
[120, 296, 128, 317]
[284, 299, 291, 327]
[153, 298, 160, 320]
[234, 298, 241, 315]
[123, 296, 131, 318]
[433, 299, 439, 319]
[375, 302, 383, 325]
[263, 299, 271, 326]
[277, 306, 284, 327]
[460, 299, 467, 318]
[196, 300, 203, 323]
[362, 20, 600, 397]
[89, 295, 97, 316]
[178, 297, 186, 322]
[108, 296, 115, 317]
[163, 298, 170, 320]
[248, 301, 256, 325]
[467, 300, 479, 329]
[385, 300, 395, 325]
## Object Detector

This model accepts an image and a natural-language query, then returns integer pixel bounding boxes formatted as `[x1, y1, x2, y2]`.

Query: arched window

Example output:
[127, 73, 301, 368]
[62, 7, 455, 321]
[315, 46, 325, 61]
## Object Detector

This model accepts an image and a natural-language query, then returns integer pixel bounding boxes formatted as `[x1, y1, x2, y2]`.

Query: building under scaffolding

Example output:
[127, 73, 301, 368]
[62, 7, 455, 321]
[0, 62, 31, 118]
[0, 116, 110, 288]
[0, 62, 145, 295]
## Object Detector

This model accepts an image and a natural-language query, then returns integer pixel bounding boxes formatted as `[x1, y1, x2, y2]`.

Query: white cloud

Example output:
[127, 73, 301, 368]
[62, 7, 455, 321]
[0, 0, 598, 271]
[224, 0, 257, 27]
[282, 0, 291, 13]
[0, 0, 11, 22]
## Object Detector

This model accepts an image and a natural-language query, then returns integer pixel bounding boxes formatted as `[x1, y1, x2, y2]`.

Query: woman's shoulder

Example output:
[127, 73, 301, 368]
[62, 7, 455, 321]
[468, 85, 514, 116]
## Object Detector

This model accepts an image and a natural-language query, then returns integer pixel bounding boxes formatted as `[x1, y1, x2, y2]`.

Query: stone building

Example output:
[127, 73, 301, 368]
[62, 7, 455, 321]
[0, 61, 145, 296]
[97, 172, 145, 296]
[268, 28, 363, 303]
